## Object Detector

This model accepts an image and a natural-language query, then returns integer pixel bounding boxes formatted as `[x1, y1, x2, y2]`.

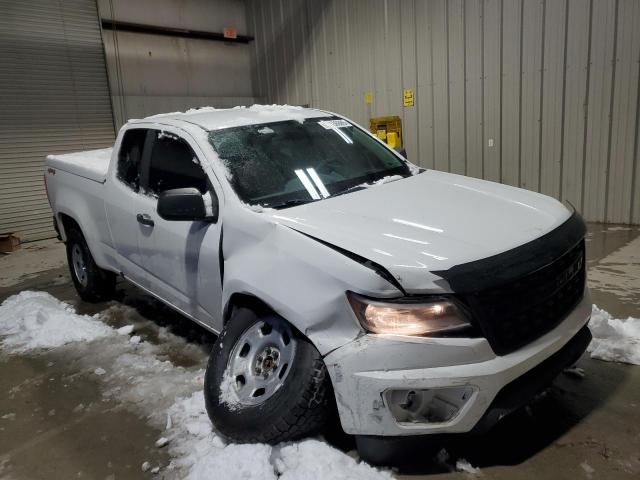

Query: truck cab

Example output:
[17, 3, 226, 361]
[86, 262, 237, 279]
[45, 105, 591, 463]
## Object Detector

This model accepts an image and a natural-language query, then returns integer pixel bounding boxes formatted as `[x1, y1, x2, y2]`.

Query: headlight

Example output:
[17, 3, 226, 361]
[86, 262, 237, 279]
[347, 292, 471, 336]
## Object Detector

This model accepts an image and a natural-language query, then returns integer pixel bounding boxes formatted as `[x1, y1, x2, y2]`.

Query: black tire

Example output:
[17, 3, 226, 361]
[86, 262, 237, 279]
[66, 228, 116, 303]
[204, 306, 333, 443]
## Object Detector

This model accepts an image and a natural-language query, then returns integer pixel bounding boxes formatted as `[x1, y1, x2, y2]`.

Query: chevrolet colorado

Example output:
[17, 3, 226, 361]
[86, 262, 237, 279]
[44, 105, 591, 462]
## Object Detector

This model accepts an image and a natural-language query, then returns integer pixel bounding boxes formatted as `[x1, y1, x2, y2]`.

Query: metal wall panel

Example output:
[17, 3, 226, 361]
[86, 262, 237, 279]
[400, 0, 419, 163]
[500, 0, 522, 187]
[465, 0, 483, 178]
[98, 0, 256, 129]
[483, 0, 501, 182]
[447, 0, 466, 175]
[539, 0, 567, 198]
[520, 0, 544, 192]
[431, 0, 450, 172]
[583, 0, 616, 222]
[606, 0, 640, 222]
[561, 0, 591, 210]
[0, 0, 115, 241]
[415, 0, 435, 169]
[248, 0, 640, 224]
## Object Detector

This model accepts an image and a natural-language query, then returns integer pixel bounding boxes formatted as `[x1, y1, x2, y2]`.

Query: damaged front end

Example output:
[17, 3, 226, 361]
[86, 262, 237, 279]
[323, 292, 592, 437]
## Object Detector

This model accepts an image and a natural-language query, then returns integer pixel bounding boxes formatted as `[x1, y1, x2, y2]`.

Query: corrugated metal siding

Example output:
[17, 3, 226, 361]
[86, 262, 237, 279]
[248, 0, 640, 224]
[0, 0, 115, 241]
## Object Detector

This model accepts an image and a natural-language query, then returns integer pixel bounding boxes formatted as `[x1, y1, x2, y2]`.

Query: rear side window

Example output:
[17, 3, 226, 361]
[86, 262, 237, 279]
[117, 129, 147, 191]
[147, 131, 208, 195]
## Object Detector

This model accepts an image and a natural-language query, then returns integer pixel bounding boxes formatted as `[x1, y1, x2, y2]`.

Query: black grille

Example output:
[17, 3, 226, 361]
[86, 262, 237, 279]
[461, 240, 586, 356]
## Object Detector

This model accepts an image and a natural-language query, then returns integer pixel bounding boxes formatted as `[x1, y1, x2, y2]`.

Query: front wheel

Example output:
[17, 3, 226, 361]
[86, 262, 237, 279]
[204, 307, 333, 443]
[66, 228, 116, 303]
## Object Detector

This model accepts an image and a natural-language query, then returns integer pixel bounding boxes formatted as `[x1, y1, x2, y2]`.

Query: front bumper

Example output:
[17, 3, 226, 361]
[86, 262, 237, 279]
[324, 289, 592, 436]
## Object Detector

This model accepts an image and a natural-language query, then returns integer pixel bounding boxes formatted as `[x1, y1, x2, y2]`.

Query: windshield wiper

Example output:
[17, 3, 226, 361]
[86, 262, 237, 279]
[331, 185, 368, 198]
[270, 198, 319, 209]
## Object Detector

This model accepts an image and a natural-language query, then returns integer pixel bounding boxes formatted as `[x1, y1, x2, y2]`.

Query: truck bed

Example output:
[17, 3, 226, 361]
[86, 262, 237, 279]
[46, 148, 113, 183]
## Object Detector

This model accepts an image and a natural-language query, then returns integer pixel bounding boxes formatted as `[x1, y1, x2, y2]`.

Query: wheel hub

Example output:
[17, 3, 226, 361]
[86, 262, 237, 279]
[254, 346, 280, 378]
[225, 318, 296, 406]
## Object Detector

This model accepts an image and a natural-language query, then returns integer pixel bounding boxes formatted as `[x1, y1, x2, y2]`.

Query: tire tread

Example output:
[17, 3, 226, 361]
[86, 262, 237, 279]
[205, 308, 334, 445]
[224, 357, 332, 444]
[66, 228, 115, 303]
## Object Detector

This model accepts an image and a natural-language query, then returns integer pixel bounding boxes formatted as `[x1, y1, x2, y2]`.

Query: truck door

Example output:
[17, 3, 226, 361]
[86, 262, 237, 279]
[135, 128, 223, 331]
[104, 128, 152, 288]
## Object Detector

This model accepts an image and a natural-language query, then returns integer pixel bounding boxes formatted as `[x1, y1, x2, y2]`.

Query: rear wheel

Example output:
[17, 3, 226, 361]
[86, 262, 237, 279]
[66, 228, 116, 302]
[204, 306, 333, 443]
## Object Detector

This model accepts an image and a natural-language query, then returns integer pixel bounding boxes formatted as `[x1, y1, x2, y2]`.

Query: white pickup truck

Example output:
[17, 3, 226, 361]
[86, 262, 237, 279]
[45, 105, 591, 463]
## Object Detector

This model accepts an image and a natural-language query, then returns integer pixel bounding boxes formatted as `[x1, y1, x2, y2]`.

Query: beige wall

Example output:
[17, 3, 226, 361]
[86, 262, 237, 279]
[98, 0, 256, 128]
[247, 0, 640, 224]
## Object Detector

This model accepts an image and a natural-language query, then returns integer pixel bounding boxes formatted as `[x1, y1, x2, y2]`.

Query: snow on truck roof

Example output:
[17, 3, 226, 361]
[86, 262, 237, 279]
[131, 104, 329, 131]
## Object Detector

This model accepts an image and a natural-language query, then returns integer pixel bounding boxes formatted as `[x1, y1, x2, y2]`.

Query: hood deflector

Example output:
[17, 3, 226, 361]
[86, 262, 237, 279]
[288, 227, 406, 295]
[432, 210, 586, 294]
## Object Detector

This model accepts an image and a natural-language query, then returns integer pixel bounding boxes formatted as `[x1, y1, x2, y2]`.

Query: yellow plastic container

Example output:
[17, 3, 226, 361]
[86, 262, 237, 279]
[369, 116, 402, 148]
[386, 132, 398, 149]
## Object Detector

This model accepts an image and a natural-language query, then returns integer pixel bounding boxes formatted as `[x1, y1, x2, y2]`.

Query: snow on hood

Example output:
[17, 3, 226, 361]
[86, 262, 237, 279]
[268, 170, 571, 291]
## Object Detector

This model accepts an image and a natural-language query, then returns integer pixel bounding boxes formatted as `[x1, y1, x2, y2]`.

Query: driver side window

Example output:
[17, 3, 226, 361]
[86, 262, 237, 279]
[147, 131, 208, 195]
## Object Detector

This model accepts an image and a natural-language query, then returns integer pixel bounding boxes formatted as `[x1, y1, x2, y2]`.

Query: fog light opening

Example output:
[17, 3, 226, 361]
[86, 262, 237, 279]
[386, 386, 474, 424]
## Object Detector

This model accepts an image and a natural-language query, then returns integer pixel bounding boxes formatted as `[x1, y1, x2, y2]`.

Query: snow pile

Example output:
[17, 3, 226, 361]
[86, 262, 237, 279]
[147, 104, 316, 125]
[4, 291, 640, 479]
[162, 390, 392, 479]
[117, 324, 135, 335]
[0, 291, 391, 479]
[241, 104, 310, 124]
[185, 440, 275, 480]
[0, 291, 113, 353]
[580, 461, 595, 478]
[158, 130, 180, 141]
[219, 367, 241, 411]
[358, 174, 405, 189]
[588, 306, 640, 365]
[275, 440, 394, 480]
[168, 390, 392, 480]
[455, 459, 481, 475]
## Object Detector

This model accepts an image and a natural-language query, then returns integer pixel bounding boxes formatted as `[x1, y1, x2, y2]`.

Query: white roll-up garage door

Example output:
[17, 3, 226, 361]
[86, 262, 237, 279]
[0, 0, 115, 242]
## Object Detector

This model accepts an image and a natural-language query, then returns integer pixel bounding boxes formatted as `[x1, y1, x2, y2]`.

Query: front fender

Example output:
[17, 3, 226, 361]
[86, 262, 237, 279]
[220, 208, 401, 355]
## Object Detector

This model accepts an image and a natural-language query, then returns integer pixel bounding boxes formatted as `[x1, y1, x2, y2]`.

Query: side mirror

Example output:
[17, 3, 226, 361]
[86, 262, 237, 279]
[157, 187, 217, 222]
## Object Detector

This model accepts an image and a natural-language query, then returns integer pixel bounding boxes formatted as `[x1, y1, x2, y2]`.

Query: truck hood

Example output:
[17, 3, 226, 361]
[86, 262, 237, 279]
[267, 170, 572, 292]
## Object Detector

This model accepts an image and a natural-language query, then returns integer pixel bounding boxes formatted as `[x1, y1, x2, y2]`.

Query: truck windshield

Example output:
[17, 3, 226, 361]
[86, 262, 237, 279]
[208, 117, 417, 209]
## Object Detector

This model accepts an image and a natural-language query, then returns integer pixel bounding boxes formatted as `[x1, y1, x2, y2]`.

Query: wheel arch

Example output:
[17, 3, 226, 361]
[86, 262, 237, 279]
[57, 212, 117, 274]
[223, 292, 282, 326]
[57, 212, 81, 242]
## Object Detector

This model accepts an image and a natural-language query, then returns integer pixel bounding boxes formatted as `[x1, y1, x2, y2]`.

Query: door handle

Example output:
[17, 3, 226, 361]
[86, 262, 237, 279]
[136, 213, 155, 227]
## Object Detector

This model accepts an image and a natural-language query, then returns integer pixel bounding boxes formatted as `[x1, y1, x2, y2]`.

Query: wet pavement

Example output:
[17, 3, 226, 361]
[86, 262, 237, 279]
[0, 244, 216, 479]
[1, 223, 639, 479]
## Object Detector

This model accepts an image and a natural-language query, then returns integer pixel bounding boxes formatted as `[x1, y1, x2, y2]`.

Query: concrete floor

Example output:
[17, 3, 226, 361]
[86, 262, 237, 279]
[1, 224, 639, 479]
